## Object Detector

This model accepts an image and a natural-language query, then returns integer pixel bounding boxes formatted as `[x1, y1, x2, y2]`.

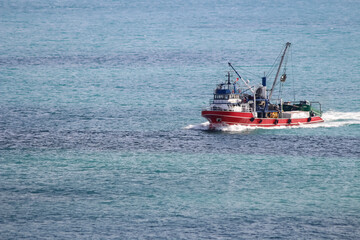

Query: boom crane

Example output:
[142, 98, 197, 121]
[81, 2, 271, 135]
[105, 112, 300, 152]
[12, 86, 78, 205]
[268, 42, 291, 101]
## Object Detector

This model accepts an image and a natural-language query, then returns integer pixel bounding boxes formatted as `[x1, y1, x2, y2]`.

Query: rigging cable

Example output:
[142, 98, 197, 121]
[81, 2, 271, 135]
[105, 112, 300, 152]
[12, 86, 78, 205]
[266, 46, 283, 78]
[231, 65, 262, 79]
[290, 46, 296, 101]
[240, 67, 262, 79]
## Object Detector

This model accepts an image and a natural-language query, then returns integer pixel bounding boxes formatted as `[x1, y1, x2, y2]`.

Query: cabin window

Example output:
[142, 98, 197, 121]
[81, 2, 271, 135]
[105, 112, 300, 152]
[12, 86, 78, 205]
[214, 94, 229, 100]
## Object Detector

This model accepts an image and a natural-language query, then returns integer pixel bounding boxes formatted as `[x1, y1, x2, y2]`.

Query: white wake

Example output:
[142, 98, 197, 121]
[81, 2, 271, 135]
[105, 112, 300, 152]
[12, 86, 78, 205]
[184, 111, 360, 132]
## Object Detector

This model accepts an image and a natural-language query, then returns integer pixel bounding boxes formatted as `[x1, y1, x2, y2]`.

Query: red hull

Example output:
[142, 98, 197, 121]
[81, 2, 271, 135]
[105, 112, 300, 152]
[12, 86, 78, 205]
[201, 110, 324, 127]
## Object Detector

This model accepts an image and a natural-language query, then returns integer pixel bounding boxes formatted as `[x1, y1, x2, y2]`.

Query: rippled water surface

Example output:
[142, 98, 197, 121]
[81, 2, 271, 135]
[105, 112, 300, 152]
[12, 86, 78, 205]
[1, 0, 360, 239]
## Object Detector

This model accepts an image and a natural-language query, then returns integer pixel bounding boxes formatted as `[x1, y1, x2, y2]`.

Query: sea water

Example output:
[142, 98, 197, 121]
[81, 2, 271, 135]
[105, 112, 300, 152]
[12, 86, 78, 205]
[1, 0, 359, 239]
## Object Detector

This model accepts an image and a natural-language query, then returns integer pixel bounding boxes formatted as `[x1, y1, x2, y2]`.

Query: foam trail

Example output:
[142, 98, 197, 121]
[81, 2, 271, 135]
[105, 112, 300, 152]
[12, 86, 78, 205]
[185, 111, 360, 132]
[184, 122, 257, 132]
[217, 124, 257, 132]
[294, 111, 360, 129]
[184, 122, 210, 130]
[321, 111, 360, 122]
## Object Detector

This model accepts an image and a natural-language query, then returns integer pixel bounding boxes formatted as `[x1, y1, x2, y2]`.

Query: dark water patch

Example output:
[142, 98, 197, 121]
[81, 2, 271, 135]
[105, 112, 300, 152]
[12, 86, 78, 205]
[1, 128, 359, 158]
[1, 105, 359, 157]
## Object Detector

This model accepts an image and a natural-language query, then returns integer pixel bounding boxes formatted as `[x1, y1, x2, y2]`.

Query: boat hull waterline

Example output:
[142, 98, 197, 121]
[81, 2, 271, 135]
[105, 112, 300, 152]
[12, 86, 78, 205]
[202, 110, 324, 128]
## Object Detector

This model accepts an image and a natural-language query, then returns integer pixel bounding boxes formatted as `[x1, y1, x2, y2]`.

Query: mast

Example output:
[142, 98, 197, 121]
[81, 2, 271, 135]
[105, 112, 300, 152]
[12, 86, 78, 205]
[228, 62, 254, 93]
[268, 42, 291, 101]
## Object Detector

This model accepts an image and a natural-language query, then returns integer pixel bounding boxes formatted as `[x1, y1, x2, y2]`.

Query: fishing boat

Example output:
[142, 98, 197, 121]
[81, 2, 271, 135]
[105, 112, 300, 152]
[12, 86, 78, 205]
[201, 42, 324, 128]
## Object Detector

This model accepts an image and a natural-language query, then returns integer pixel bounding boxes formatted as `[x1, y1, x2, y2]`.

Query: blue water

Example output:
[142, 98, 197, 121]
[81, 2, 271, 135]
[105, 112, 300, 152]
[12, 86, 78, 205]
[1, 0, 360, 239]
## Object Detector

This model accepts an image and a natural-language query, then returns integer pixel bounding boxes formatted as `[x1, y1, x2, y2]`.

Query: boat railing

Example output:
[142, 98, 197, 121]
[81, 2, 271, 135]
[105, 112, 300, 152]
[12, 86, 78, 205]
[202, 106, 235, 112]
[310, 101, 322, 116]
[209, 100, 233, 104]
